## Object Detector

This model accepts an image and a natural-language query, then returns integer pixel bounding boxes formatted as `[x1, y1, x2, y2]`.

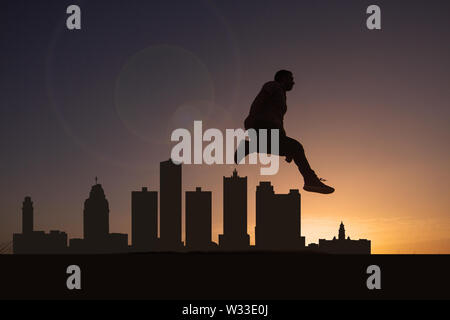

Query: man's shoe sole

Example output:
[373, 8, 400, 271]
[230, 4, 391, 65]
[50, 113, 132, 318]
[303, 185, 335, 194]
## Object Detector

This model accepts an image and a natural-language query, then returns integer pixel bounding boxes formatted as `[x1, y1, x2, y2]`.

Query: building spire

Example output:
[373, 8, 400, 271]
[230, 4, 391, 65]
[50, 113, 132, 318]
[338, 221, 345, 241]
[95, 176, 98, 185]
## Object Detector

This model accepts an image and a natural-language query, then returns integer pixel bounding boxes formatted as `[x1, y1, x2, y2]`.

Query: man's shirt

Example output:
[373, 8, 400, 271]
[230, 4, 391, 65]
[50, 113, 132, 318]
[245, 81, 287, 130]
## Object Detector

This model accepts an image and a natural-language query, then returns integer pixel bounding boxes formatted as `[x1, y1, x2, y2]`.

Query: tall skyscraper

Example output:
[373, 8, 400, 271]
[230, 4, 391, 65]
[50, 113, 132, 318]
[83, 180, 109, 243]
[22, 196, 33, 234]
[132, 187, 158, 251]
[255, 182, 305, 250]
[219, 169, 250, 250]
[160, 159, 183, 250]
[186, 187, 213, 250]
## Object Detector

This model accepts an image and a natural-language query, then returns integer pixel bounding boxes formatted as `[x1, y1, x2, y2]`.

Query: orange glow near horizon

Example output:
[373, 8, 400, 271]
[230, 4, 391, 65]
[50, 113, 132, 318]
[5, 93, 449, 255]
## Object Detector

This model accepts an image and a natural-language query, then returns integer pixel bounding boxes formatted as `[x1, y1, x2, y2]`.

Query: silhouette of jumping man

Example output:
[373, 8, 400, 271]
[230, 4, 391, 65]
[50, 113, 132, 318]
[235, 70, 335, 194]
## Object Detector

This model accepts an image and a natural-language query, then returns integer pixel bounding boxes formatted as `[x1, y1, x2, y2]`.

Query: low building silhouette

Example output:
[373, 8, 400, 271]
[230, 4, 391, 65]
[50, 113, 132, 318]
[185, 187, 216, 250]
[219, 169, 250, 250]
[68, 238, 85, 253]
[318, 222, 371, 254]
[13, 197, 67, 254]
[68, 233, 128, 254]
[14, 230, 68, 254]
[255, 182, 305, 250]
[131, 187, 158, 252]
[108, 233, 129, 252]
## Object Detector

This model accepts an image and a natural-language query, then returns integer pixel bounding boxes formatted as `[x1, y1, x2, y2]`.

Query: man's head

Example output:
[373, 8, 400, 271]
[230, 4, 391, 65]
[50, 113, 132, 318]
[274, 70, 295, 91]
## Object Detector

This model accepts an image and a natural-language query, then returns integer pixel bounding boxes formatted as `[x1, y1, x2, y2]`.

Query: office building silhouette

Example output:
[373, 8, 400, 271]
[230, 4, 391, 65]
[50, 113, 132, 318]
[185, 187, 216, 250]
[159, 159, 184, 250]
[219, 169, 250, 250]
[84, 181, 109, 242]
[70, 180, 128, 253]
[132, 187, 158, 251]
[255, 182, 305, 250]
[13, 197, 67, 254]
[318, 222, 371, 254]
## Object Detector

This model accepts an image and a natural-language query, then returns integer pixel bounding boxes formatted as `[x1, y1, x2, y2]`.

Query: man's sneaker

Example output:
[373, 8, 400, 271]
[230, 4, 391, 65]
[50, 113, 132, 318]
[303, 177, 335, 194]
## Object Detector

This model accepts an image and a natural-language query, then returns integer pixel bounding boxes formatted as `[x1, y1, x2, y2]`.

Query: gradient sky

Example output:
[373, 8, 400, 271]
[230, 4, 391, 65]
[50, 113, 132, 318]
[1, 0, 449, 253]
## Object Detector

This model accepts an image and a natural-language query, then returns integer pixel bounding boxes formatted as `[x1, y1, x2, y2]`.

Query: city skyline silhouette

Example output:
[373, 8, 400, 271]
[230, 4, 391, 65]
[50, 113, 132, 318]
[10, 159, 370, 255]
[1, 1, 449, 254]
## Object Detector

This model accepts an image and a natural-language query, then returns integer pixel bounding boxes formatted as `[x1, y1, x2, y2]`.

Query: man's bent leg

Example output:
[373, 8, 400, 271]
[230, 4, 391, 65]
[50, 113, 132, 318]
[279, 135, 316, 182]
[236, 129, 315, 177]
[279, 134, 334, 194]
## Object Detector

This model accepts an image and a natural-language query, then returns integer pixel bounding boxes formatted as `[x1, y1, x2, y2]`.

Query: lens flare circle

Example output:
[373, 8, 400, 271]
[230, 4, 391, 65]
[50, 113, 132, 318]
[114, 45, 215, 144]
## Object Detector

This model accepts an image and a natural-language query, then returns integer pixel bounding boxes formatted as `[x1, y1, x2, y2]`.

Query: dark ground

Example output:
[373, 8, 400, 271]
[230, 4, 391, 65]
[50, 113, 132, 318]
[0, 252, 449, 300]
